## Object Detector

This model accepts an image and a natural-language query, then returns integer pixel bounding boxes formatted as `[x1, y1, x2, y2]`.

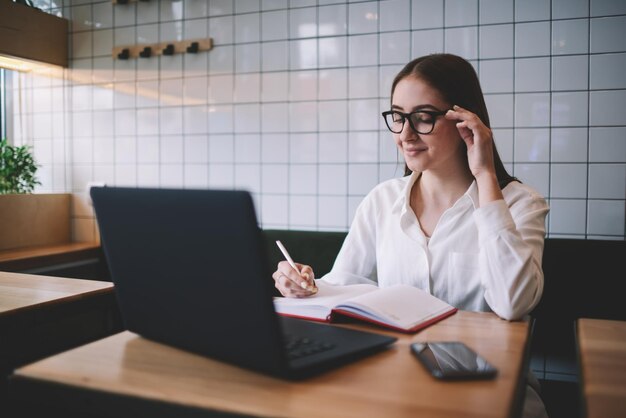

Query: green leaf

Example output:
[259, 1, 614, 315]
[0, 138, 40, 194]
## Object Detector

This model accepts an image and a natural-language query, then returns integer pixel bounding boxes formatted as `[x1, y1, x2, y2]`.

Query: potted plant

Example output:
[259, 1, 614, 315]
[0, 137, 40, 194]
[0, 137, 71, 251]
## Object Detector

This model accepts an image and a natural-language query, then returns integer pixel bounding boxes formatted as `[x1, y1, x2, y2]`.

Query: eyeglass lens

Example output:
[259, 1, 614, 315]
[384, 111, 437, 134]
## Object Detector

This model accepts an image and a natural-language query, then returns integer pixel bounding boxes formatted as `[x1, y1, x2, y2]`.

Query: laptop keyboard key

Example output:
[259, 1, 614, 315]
[284, 334, 336, 360]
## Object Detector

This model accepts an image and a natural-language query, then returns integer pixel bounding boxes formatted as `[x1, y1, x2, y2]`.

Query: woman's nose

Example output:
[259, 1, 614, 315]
[398, 120, 417, 142]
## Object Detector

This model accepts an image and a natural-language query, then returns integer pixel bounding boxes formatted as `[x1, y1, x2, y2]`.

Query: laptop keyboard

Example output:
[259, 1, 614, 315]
[284, 334, 336, 360]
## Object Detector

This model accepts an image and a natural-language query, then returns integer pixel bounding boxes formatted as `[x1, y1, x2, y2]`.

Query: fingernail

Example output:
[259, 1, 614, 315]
[453, 105, 459, 110]
[300, 281, 308, 289]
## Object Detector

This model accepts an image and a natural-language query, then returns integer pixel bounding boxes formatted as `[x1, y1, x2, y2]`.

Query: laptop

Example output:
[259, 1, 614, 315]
[90, 187, 396, 380]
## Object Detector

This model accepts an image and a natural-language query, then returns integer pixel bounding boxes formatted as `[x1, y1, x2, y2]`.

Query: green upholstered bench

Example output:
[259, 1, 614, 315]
[262, 229, 347, 278]
[530, 238, 626, 418]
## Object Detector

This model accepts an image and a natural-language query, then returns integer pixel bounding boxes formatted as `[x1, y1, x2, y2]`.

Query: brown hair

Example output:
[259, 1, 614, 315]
[390, 53, 517, 189]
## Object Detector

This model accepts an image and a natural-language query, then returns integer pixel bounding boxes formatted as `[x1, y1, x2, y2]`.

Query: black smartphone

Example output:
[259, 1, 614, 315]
[410, 341, 498, 380]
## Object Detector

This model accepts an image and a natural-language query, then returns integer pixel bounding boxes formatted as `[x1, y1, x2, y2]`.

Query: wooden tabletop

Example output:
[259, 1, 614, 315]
[0, 270, 112, 316]
[12, 311, 530, 418]
[1, 271, 119, 382]
[577, 318, 626, 418]
[0, 242, 101, 272]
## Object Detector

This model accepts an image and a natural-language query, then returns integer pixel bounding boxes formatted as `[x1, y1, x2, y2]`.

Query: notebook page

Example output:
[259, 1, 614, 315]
[273, 281, 378, 321]
[335, 285, 454, 330]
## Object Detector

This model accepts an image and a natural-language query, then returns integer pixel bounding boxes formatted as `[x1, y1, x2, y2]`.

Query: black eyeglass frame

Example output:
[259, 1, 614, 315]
[381, 109, 448, 135]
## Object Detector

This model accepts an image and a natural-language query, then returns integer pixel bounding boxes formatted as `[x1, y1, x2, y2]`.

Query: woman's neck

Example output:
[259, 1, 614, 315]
[410, 168, 474, 238]
[415, 166, 474, 208]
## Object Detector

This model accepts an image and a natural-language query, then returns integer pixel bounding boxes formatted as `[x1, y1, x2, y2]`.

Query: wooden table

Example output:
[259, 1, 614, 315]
[0, 271, 120, 377]
[577, 318, 626, 418]
[0, 242, 102, 272]
[10, 311, 530, 418]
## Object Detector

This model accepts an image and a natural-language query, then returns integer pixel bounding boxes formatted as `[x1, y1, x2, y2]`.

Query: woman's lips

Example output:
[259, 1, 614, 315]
[404, 147, 426, 155]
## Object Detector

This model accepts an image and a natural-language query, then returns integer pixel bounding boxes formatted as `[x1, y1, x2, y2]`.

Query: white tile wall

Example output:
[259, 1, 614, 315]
[7, 0, 625, 239]
[549, 199, 587, 235]
[515, 22, 550, 57]
[589, 127, 626, 163]
[588, 164, 626, 199]
[552, 19, 589, 55]
[552, 55, 588, 91]
[514, 129, 550, 162]
[515, 58, 550, 92]
[590, 53, 626, 89]
[550, 164, 588, 198]
[515, 163, 550, 197]
[590, 16, 626, 53]
[348, 2, 379, 35]
[479, 24, 513, 59]
[479, 0, 513, 24]
[551, 128, 588, 162]
[412, 0, 443, 29]
[319, 4, 347, 36]
[587, 200, 625, 236]
[445, 26, 478, 59]
[380, 0, 410, 32]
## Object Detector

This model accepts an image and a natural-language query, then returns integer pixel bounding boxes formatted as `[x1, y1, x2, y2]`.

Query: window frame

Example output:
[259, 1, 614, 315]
[0, 68, 6, 140]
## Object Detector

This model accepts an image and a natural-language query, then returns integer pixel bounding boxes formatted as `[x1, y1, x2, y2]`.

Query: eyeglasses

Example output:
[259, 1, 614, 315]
[381, 109, 448, 135]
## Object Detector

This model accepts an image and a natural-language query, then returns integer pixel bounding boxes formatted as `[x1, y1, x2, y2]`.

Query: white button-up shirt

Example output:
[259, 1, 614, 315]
[320, 171, 550, 320]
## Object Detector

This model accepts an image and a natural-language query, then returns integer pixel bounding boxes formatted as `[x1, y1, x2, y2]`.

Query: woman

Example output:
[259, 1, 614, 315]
[273, 54, 549, 417]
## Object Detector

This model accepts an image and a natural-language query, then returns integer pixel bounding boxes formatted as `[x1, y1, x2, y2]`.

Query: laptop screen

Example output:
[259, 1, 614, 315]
[91, 187, 288, 375]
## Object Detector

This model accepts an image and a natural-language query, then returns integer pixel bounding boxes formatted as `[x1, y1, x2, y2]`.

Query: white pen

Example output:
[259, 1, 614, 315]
[275, 240, 317, 292]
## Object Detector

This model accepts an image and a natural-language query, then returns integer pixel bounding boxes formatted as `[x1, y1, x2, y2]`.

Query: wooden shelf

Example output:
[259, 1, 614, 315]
[0, 0, 68, 67]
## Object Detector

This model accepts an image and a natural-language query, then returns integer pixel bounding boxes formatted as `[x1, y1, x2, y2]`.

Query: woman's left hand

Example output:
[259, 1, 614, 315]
[445, 105, 496, 181]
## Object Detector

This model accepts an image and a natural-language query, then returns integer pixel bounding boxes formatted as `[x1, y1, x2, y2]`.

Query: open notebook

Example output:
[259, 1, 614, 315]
[274, 282, 457, 333]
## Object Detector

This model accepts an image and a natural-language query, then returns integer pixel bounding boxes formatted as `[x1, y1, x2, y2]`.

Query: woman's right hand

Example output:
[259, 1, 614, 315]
[272, 261, 318, 298]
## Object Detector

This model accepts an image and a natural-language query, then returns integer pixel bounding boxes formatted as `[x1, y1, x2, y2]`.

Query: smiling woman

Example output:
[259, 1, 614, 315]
[272, 53, 550, 418]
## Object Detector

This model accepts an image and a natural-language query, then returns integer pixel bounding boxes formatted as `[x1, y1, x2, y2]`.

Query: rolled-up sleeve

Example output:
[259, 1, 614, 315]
[473, 194, 549, 320]
[319, 196, 379, 286]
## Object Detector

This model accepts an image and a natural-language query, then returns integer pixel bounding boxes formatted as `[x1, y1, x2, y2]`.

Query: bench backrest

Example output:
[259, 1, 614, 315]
[262, 229, 348, 279]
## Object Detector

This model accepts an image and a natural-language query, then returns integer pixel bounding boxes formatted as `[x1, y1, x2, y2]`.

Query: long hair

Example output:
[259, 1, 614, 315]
[390, 54, 517, 189]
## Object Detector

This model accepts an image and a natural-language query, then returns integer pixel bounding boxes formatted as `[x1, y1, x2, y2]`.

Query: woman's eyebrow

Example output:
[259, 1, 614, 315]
[390, 104, 442, 111]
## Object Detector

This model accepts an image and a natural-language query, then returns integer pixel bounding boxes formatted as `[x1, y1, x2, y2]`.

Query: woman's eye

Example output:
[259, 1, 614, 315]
[412, 113, 433, 123]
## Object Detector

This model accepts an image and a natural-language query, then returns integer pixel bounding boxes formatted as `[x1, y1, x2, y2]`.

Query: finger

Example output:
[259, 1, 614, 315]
[456, 120, 475, 132]
[276, 272, 312, 297]
[446, 105, 482, 123]
[448, 110, 477, 125]
[454, 121, 474, 145]
[296, 264, 317, 290]
[277, 260, 308, 289]
[452, 104, 470, 114]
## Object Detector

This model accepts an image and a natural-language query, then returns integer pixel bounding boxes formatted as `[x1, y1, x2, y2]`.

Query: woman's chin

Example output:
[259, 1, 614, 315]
[404, 160, 426, 173]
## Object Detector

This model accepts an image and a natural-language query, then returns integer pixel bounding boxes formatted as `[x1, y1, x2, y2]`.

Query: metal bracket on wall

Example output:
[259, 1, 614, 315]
[112, 38, 213, 60]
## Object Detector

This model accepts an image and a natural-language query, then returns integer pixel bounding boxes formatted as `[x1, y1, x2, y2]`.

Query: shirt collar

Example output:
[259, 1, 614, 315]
[391, 171, 420, 215]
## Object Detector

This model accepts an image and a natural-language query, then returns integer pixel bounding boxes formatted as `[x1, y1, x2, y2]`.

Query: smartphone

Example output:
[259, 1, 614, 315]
[410, 341, 498, 380]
